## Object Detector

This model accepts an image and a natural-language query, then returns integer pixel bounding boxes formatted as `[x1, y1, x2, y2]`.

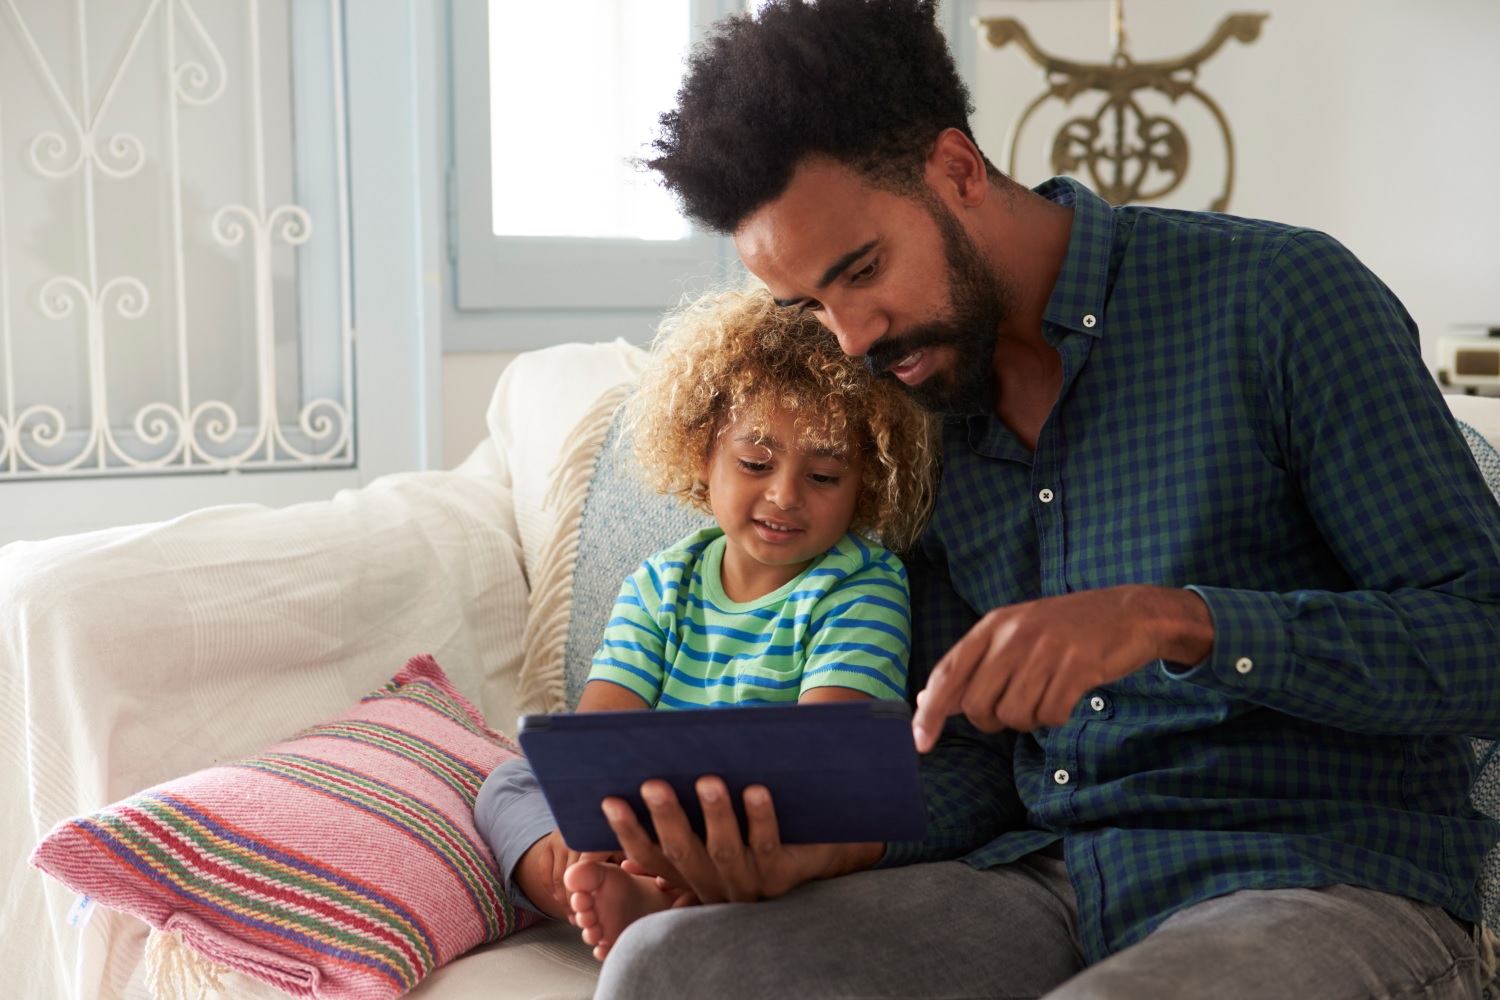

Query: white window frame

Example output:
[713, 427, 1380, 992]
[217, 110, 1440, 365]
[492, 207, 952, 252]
[448, 0, 739, 311]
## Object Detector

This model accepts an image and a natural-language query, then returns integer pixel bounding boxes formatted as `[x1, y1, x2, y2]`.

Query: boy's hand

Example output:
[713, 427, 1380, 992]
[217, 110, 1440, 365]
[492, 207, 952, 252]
[527, 829, 580, 910]
[600, 776, 883, 904]
[522, 830, 622, 915]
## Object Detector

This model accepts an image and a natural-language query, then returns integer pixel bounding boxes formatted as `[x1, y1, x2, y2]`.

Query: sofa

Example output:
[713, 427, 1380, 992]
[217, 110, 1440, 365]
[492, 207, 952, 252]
[6, 338, 1500, 1000]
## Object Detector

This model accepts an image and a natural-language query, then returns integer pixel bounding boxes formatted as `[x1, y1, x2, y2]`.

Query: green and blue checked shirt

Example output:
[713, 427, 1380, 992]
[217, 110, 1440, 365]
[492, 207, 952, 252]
[885, 177, 1500, 963]
[588, 526, 910, 707]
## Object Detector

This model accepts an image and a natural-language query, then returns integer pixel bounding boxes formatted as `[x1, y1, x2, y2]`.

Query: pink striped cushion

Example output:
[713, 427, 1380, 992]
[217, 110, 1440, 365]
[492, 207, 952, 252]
[30, 655, 541, 999]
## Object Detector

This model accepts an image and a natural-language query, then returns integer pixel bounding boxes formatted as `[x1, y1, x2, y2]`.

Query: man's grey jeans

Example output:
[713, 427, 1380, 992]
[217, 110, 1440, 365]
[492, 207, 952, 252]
[593, 855, 1485, 1000]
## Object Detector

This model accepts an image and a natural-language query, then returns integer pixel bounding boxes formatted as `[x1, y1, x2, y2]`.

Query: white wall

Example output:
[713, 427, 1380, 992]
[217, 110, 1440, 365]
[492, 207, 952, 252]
[967, 0, 1500, 362]
[441, 350, 514, 468]
[438, 1, 1500, 436]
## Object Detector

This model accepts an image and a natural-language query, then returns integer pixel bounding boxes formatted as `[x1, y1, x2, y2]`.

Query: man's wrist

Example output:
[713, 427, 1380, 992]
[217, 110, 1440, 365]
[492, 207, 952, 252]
[820, 841, 884, 879]
[1128, 585, 1214, 666]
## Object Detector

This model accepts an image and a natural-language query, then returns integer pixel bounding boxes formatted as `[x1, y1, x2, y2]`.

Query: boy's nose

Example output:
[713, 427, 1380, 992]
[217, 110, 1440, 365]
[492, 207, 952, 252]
[765, 474, 803, 510]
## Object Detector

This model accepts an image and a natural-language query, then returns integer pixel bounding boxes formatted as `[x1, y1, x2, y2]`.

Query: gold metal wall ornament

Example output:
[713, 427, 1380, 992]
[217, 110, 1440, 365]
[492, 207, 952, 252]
[975, 0, 1267, 211]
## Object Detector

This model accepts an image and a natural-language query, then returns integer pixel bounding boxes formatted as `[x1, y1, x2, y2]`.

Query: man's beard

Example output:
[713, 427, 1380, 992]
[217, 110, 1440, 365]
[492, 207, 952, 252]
[864, 196, 1012, 416]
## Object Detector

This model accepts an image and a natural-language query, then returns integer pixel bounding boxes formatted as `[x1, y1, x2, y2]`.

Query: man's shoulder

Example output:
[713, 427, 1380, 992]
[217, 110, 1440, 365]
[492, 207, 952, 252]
[1119, 204, 1314, 254]
[1116, 207, 1364, 296]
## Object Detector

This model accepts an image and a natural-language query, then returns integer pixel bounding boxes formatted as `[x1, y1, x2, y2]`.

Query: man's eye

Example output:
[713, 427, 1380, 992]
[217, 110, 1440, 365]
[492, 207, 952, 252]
[799, 301, 824, 315]
[850, 260, 878, 283]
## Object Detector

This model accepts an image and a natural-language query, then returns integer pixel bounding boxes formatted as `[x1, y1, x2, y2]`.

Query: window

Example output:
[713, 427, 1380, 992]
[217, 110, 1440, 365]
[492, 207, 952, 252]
[449, 0, 739, 311]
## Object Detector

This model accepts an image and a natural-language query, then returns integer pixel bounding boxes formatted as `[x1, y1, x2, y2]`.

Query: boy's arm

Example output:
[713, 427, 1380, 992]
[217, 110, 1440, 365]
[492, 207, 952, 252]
[483, 563, 661, 917]
[576, 679, 652, 711]
[475, 757, 570, 916]
[583, 560, 671, 707]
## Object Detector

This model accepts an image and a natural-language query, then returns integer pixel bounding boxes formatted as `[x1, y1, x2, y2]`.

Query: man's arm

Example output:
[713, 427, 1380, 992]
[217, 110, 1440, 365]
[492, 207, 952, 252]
[1165, 230, 1500, 736]
[912, 584, 1213, 742]
[919, 230, 1500, 742]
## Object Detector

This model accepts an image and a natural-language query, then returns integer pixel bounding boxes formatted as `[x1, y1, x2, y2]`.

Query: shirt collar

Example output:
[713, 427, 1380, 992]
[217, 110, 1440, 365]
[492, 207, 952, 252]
[1033, 176, 1113, 340]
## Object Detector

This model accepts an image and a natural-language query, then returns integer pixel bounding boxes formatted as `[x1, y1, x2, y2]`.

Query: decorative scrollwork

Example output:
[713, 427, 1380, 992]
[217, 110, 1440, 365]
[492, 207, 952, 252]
[1, 0, 353, 480]
[37, 276, 89, 319]
[268, 205, 314, 246]
[173, 0, 229, 106]
[1051, 102, 1189, 205]
[16, 403, 67, 450]
[91, 131, 147, 179]
[27, 130, 83, 179]
[210, 203, 256, 247]
[977, 9, 1267, 211]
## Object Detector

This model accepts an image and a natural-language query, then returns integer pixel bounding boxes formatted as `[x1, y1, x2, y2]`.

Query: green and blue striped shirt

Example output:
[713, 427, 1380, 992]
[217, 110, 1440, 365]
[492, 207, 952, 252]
[589, 527, 910, 707]
[885, 177, 1500, 963]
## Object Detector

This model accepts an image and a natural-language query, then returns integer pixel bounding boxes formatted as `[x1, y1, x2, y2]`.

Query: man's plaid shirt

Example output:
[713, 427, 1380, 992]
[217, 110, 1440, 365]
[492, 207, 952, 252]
[882, 177, 1500, 963]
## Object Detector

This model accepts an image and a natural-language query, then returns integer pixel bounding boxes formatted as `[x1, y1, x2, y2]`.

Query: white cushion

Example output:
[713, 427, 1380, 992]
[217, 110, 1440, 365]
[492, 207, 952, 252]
[485, 339, 648, 587]
[1444, 392, 1500, 452]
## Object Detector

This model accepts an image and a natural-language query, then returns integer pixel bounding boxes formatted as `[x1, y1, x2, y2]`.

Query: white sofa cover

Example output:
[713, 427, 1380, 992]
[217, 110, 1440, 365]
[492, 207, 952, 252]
[1, 339, 646, 1000]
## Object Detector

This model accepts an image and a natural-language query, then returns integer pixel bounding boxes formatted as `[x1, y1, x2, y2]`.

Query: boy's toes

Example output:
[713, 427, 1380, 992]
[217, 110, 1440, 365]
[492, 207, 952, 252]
[563, 859, 608, 894]
[570, 892, 600, 924]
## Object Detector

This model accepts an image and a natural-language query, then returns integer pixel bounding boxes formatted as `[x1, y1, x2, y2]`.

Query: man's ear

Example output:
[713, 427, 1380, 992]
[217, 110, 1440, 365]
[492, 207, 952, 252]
[925, 128, 990, 208]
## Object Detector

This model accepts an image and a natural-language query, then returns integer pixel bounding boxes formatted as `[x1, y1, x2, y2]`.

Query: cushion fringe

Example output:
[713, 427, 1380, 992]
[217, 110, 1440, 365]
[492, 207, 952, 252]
[145, 928, 224, 1000]
[515, 383, 634, 716]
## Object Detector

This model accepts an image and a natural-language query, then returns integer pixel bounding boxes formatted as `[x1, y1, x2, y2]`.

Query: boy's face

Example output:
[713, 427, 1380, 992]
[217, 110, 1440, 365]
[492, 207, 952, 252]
[701, 402, 863, 602]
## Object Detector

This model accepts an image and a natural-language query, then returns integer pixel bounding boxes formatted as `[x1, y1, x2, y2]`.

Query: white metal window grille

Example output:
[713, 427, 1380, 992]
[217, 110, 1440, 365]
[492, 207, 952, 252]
[0, 0, 352, 478]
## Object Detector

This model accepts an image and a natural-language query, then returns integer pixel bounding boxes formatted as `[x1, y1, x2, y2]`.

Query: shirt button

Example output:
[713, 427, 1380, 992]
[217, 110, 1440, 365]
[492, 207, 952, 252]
[1235, 656, 1254, 675]
[1038, 488, 1054, 503]
[1053, 768, 1070, 785]
[1089, 695, 1106, 712]
[1082, 313, 1097, 328]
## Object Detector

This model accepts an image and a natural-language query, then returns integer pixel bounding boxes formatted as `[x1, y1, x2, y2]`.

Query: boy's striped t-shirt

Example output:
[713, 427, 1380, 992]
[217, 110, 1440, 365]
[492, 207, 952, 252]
[587, 527, 911, 708]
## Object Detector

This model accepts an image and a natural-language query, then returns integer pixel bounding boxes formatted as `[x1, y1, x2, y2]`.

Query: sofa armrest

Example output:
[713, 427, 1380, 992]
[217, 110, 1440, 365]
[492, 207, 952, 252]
[1, 462, 529, 1000]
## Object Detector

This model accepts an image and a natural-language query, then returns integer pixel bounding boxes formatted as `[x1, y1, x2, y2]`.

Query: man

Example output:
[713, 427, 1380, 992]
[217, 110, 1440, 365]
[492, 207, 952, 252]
[580, 2, 1500, 997]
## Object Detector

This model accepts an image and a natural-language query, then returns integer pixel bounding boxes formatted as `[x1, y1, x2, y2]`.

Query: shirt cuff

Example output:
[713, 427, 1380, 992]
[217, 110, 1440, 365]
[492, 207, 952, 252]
[873, 840, 917, 869]
[1160, 585, 1292, 693]
[474, 756, 561, 915]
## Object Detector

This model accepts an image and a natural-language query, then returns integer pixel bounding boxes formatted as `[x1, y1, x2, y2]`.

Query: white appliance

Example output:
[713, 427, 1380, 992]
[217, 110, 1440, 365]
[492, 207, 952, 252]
[1437, 330, 1500, 390]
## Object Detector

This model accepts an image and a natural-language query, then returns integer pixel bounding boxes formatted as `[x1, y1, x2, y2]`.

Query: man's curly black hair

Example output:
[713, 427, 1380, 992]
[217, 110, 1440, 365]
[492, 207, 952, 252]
[643, 0, 998, 234]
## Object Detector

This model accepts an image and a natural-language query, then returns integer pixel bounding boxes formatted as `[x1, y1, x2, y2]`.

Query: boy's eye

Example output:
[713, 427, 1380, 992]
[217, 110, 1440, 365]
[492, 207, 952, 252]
[738, 459, 770, 473]
[809, 473, 841, 486]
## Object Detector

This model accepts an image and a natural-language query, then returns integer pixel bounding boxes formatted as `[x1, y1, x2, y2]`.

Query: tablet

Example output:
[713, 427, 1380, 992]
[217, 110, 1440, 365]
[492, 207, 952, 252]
[517, 700, 928, 852]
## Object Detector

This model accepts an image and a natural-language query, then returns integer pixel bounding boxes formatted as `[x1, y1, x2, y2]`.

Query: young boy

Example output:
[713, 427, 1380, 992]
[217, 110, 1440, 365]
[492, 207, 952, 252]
[474, 284, 937, 958]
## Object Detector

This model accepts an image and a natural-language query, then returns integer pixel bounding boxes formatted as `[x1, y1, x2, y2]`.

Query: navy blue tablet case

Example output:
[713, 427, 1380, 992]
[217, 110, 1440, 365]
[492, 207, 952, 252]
[517, 700, 928, 852]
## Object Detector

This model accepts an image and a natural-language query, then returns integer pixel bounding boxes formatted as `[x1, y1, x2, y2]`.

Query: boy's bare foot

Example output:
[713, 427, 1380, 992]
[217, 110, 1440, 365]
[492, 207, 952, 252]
[564, 857, 675, 961]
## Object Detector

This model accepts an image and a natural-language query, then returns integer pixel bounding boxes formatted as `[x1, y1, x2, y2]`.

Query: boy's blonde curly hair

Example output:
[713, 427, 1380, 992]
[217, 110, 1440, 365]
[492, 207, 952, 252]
[627, 284, 939, 552]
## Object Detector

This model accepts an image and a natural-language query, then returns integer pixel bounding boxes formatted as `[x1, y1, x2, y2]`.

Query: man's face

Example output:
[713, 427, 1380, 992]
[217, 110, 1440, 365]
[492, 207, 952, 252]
[733, 157, 1013, 415]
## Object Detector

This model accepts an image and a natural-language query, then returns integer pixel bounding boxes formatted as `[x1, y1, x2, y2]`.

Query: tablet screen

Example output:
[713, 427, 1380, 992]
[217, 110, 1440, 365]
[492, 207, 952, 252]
[517, 700, 927, 852]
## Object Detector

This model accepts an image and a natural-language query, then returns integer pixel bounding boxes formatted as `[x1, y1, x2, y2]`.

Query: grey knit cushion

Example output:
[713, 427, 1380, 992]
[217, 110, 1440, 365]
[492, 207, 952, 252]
[560, 408, 713, 710]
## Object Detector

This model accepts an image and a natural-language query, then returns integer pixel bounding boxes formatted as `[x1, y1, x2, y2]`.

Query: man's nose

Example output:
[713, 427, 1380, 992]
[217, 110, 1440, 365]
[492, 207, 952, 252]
[821, 303, 887, 358]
